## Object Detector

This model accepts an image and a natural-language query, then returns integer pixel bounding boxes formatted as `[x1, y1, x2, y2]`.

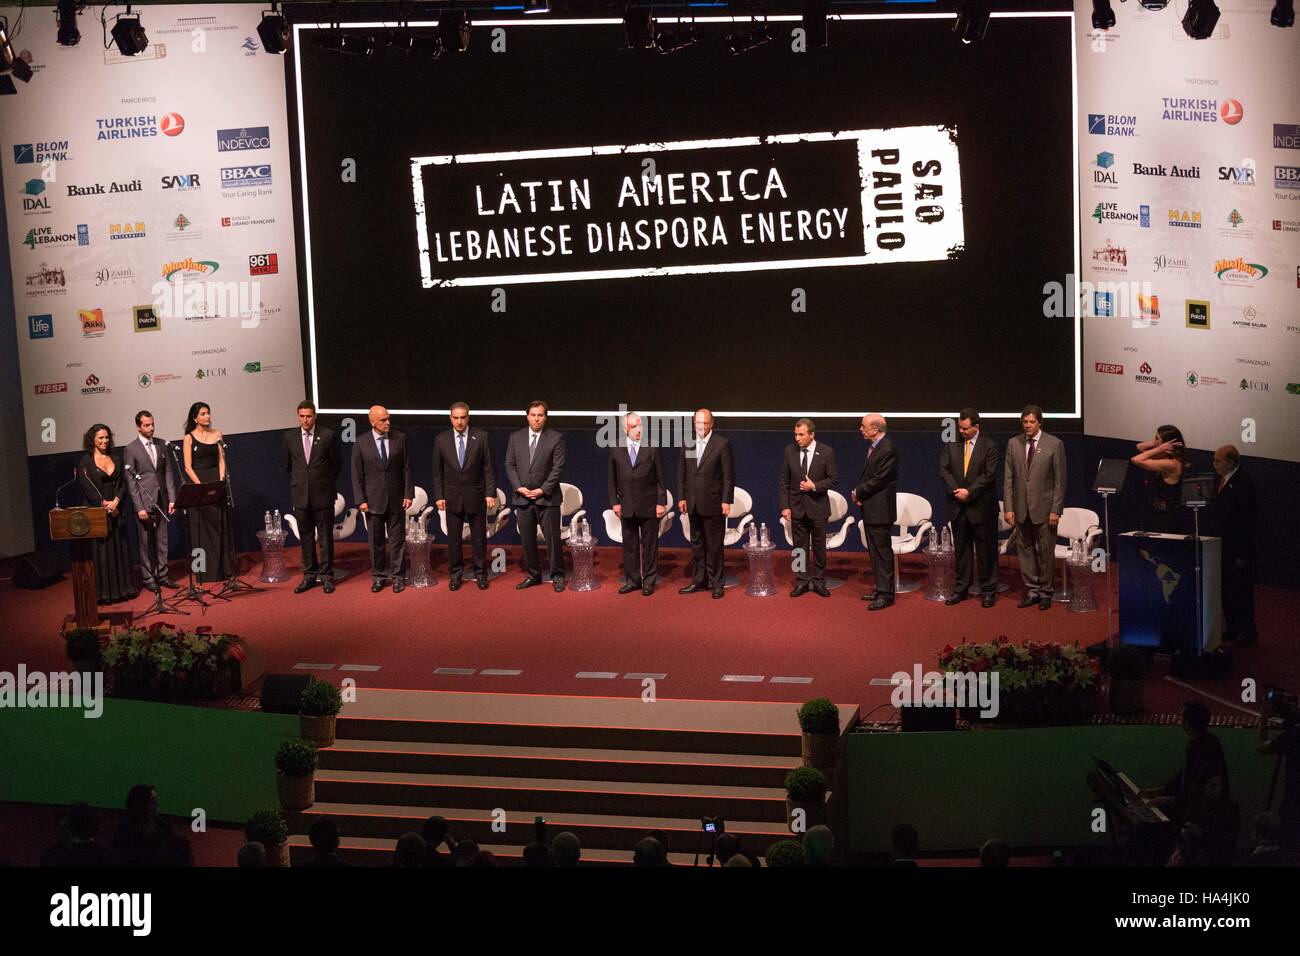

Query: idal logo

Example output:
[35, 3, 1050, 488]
[20, 179, 50, 214]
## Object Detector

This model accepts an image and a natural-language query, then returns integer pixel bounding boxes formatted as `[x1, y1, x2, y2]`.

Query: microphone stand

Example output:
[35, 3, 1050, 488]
[128, 463, 187, 620]
[211, 439, 263, 597]
[168, 441, 215, 610]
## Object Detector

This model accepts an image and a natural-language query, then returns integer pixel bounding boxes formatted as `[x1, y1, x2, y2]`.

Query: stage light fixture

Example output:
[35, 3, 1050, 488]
[622, 8, 655, 49]
[0, 75, 14, 95]
[1272, 0, 1294, 26]
[726, 22, 779, 55]
[439, 10, 472, 52]
[257, 4, 289, 54]
[390, 29, 444, 58]
[952, 0, 990, 43]
[803, 0, 828, 48]
[0, 18, 14, 73]
[1181, 0, 1220, 38]
[1138, 0, 1168, 9]
[1091, 0, 1116, 30]
[56, 0, 81, 46]
[111, 7, 149, 56]
[654, 23, 702, 53]
[523, 0, 550, 14]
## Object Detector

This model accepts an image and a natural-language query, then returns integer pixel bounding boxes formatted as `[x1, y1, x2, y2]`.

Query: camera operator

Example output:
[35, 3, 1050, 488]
[1256, 690, 1300, 849]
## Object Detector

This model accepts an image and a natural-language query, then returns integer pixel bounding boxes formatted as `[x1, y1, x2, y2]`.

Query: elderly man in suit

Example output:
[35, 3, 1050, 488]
[1208, 444, 1257, 646]
[506, 401, 567, 592]
[940, 407, 1000, 607]
[779, 418, 838, 598]
[677, 408, 735, 599]
[283, 400, 343, 594]
[122, 409, 180, 593]
[352, 405, 414, 593]
[853, 413, 899, 610]
[609, 411, 667, 596]
[1002, 404, 1066, 610]
[433, 401, 497, 592]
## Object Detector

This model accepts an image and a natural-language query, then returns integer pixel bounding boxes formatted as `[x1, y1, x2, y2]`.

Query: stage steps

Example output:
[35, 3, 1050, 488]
[286, 689, 858, 867]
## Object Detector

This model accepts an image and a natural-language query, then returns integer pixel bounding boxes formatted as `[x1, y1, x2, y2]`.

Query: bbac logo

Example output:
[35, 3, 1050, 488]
[161, 113, 185, 137]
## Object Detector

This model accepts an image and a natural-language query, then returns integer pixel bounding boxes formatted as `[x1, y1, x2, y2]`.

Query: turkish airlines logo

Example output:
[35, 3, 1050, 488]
[1219, 99, 1244, 126]
[161, 113, 185, 137]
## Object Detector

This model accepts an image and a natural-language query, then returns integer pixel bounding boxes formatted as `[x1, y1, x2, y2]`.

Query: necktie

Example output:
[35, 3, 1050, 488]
[1026, 437, 1037, 471]
[303, 431, 312, 464]
[800, 448, 809, 478]
[147, 439, 157, 469]
[457, 433, 466, 469]
[1218, 476, 1227, 494]
[629, 443, 638, 467]
[379, 435, 388, 463]
[529, 432, 537, 465]
[867, 441, 875, 460]
[963, 440, 971, 476]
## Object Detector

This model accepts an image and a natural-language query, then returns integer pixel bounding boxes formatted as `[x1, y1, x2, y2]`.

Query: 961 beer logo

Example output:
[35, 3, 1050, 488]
[249, 253, 278, 276]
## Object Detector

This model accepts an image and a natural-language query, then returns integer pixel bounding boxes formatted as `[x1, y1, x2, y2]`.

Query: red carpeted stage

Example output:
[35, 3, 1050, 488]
[4, 541, 1295, 720]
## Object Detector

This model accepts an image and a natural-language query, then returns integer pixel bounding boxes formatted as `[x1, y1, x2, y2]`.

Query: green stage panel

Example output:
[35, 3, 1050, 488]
[0, 698, 298, 823]
[847, 725, 1268, 853]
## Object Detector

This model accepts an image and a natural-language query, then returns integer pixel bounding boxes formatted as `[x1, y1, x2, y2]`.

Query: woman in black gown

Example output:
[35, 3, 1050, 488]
[1132, 424, 1190, 534]
[182, 402, 235, 582]
[78, 424, 139, 603]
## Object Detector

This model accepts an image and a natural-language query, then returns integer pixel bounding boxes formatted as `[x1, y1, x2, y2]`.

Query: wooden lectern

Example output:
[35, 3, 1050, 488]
[49, 506, 109, 630]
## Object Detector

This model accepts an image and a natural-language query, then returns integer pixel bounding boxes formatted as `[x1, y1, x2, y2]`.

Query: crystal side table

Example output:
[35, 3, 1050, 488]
[923, 543, 957, 602]
[567, 539, 600, 592]
[407, 533, 436, 588]
[743, 541, 777, 596]
[1067, 551, 1098, 613]
[256, 530, 290, 584]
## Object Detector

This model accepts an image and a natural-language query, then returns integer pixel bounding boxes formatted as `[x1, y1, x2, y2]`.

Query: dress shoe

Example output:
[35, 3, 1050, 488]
[1017, 594, 1037, 609]
[295, 579, 317, 594]
[981, 593, 996, 608]
[642, 585, 655, 596]
[393, 579, 405, 594]
[161, 579, 182, 589]
[476, 578, 489, 591]
[1038, 595, 1052, 610]
[868, 596, 894, 611]
[812, 582, 831, 598]
[371, 581, 385, 593]
[945, 593, 967, 606]
[679, 583, 707, 594]
[619, 583, 640, 595]
[861, 591, 879, 602]
[448, 579, 462, 592]
[552, 577, 566, 593]
[712, 587, 725, 599]
[516, 577, 543, 591]
[322, 580, 335, 594]
[790, 582, 810, 598]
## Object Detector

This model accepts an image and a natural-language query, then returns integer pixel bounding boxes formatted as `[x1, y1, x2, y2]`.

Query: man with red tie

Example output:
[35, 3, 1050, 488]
[1002, 405, 1066, 610]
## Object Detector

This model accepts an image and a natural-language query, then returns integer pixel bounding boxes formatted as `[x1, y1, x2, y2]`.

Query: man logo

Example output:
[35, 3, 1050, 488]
[161, 113, 185, 137]
[1219, 99, 1243, 126]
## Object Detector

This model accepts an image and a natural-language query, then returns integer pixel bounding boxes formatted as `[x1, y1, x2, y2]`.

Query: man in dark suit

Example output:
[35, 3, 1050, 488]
[283, 400, 343, 594]
[779, 418, 838, 598]
[608, 411, 666, 596]
[506, 401, 567, 592]
[939, 407, 1000, 607]
[351, 405, 413, 593]
[1209, 444, 1257, 646]
[432, 402, 496, 592]
[853, 413, 898, 610]
[122, 409, 180, 593]
[1002, 404, 1066, 610]
[677, 408, 734, 599]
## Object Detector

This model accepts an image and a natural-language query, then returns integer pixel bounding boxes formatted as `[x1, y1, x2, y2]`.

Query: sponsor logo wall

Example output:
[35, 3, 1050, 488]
[1079, 1, 1300, 463]
[1, 4, 303, 456]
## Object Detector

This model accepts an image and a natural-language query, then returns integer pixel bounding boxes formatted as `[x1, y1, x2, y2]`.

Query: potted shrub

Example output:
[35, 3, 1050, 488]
[244, 809, 291, 867]
[299, 678, 343, 747]
[797, 697, 840, 768]
[784, 766, 829, 829]
[64, 627, 103, 669]
[1104, 645, 1148, 714]
[275, 738, 319, 811]
[765, 839, 806, 867]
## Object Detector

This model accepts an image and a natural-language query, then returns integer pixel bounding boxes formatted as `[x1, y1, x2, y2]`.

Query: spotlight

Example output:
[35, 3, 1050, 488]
[622, 8, 655, 49]
[726, 22, 779, 54]
[439, 10, 472, 52]
[1181, 0, 1220, 38]
[110, 8, 148, 56]
[56, 0, 81, 46]
[803, 0, 828, 48]
[0, 17, 29, 81]
[523, 0, 550, 14]
[0, 18, 14, 72]
[390, 29, 444, 58]
[952, 1, 990, 43]
[654, 23, 701, 54]
[1272, 0, 1294, 27]
[1091, 0, 1116, 30]
[1137, 0, 1168, 9]
[257, 4, 289, 55]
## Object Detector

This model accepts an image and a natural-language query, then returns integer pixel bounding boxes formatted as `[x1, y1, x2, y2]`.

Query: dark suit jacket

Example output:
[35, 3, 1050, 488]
[121, 436, 180, 513]
[432, 427, 495, 514]
[608, 445, 666, 519]
[778, 442, 838, 520]
[351, 429, 414, 515]
[676, 433, 734, 517]
[939, 432, 999, 523]
[505, 428, 565, 508]
[283, 426, 342, 511]
[1207, 468, 1256, 563]
[855, 435, 898, 525]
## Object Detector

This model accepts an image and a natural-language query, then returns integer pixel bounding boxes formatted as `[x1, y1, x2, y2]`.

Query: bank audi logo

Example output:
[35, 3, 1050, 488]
[35, 382, 68, 394]
[160, 112, 185, 136]
[1186, 300, 1210, 329]
[220, 164, 272, 188]
[1219, 99, 1243, 125]
[28, 314, 53, 339]
[249, 253, 278, 275]
[217, 126, 270, 152]
[161, 173, 201, 190]
[1218, 160, 1256, 185]
[1274, 124, 1300, 150]
[1094, 362, 1123, 375]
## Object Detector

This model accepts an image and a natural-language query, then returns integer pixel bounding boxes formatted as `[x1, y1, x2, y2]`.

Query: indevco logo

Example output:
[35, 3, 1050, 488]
[217, 126, 270, 152]
[1274, 124, 1300, 150]
[1089, 113, 1137, 137]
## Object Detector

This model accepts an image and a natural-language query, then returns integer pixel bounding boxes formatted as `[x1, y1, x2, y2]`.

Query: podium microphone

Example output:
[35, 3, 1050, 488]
[53, 467, 79, 509]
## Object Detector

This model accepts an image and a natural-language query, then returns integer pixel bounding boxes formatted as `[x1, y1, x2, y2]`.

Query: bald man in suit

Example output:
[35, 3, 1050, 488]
[677, 408, 734, 599]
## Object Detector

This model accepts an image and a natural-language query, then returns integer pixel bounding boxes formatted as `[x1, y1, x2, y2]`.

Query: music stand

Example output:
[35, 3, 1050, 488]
[174, 481, 227, 609]
[1093, 459, 1129, 646]
[1182, 472, 1215, 656]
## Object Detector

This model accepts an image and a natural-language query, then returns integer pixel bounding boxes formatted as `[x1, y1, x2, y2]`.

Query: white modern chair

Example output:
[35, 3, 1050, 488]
[437, 488, 513, 578]
[858, 491, 933, 594]
[1052, 506, 1101, 603]
[780, 489, 856, 589]
[679, 486, 754, 588]
[538, 482, 586, 543]
[360, 487, 432, 535]
[284, 493, 357, 579]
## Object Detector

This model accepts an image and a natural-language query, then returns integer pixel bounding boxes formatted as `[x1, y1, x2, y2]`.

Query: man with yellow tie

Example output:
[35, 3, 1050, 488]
[939, 408, 1000, 607]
